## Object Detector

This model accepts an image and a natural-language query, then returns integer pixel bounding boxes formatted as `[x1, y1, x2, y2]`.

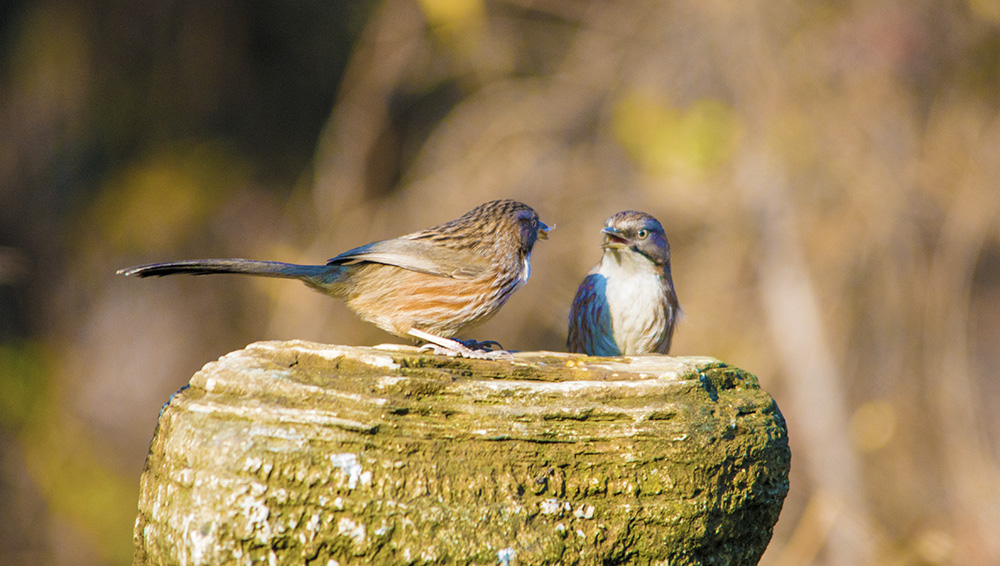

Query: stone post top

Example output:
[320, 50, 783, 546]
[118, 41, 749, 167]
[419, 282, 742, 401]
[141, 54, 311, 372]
[202, 338, 750, 390]
[243, 338, 727, 371]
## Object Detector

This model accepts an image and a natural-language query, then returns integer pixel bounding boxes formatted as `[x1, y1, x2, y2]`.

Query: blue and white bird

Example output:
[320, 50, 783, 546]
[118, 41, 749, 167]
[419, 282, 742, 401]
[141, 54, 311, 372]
[567, 211, 680, 356]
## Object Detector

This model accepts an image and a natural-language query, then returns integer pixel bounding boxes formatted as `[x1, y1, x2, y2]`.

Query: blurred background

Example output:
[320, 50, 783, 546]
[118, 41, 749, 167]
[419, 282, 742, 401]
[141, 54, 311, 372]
[1, 0, 999, 564]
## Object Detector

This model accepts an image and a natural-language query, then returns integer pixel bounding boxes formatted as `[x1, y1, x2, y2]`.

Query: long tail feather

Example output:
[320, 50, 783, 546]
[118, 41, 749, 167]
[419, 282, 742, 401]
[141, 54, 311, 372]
[117, 259, 330, 281]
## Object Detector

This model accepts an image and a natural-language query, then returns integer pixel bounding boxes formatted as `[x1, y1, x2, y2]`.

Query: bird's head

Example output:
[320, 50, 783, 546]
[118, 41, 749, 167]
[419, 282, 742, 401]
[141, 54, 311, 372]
[601, 211, 670, 267]
[516, 207, 551, 251]
[450, 199, 551, 255]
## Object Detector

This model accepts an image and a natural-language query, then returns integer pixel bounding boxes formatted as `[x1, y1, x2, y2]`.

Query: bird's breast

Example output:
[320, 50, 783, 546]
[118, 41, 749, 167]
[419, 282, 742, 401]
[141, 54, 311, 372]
[598, 259, 669, 355]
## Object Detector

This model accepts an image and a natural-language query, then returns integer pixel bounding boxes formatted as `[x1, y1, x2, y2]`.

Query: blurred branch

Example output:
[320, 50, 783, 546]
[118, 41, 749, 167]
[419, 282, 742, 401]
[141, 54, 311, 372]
[739, 150, 876, 566]
[311, 0, 429, 222]
[923, 109, 1000, 563]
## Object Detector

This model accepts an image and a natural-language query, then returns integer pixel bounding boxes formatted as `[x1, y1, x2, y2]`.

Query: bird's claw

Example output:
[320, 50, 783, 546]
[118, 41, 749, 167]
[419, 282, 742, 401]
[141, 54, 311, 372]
[409, 328, 513, 360]
[417, 341, 512, 360]
[456, 338, 504, 351]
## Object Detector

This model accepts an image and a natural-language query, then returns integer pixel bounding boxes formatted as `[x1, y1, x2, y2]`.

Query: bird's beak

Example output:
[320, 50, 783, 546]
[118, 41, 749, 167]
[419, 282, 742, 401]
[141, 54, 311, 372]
[538, 221, 552, 240]
[601, 226, 628, 248]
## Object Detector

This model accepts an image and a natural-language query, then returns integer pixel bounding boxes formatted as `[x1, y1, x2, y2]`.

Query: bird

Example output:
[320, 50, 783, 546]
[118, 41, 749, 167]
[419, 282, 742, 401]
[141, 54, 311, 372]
[567, 210, 680, 356]
[118, 199, 551, 358]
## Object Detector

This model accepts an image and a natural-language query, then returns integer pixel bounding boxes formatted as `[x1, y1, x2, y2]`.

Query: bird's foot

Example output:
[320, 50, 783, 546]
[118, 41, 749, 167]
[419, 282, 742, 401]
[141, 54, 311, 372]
[409, 329, 513, 360]
[455, 338, 504, 351]
[418, 342, 512, 360]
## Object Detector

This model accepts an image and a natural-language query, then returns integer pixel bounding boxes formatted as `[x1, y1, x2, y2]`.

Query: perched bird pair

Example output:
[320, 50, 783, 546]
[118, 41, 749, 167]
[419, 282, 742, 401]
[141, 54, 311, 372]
[119, 200, 679, 358]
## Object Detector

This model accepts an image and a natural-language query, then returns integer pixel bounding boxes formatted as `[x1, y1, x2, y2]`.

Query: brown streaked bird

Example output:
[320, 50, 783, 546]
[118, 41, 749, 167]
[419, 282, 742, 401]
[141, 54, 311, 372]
[119, 199, 551, 358]
[567, 211, 680, 356]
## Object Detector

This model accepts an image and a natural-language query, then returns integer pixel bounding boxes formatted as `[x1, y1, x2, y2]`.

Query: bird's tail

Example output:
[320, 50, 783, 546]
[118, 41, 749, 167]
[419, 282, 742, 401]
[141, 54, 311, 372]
[118, 259, 342, 288]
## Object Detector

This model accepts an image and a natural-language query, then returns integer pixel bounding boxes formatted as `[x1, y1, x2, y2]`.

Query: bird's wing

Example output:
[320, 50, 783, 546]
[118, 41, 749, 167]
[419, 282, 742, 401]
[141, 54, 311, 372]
[327, 238, 489, 279]
[567, 273, 621, 356]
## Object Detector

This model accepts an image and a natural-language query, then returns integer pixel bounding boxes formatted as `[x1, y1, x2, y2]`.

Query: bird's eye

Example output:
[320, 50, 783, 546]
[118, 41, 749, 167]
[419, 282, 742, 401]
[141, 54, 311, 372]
[637, 229, 649, 239]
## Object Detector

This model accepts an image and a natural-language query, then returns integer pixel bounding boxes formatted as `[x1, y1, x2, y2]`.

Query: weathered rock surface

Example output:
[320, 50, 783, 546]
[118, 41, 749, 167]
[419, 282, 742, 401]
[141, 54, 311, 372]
[133, 340, 789, 566]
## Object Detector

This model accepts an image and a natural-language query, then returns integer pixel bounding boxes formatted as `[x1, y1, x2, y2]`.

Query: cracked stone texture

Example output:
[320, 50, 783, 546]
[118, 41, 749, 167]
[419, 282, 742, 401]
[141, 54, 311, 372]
[133, 340, 790, 566]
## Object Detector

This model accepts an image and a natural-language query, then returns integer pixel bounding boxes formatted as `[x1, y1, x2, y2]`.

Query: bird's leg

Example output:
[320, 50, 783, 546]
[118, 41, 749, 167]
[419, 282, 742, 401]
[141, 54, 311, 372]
[407, 329, 511, 360]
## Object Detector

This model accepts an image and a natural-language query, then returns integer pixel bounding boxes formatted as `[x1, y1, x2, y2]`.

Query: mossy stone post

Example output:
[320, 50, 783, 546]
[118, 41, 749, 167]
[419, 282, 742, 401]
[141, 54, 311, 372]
[133, 340, 790, 565]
